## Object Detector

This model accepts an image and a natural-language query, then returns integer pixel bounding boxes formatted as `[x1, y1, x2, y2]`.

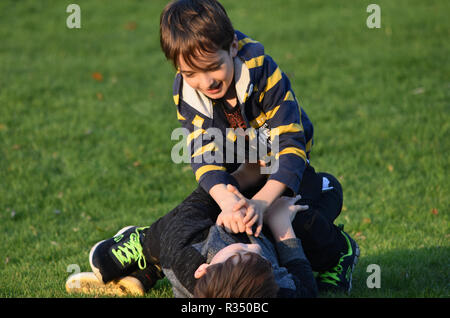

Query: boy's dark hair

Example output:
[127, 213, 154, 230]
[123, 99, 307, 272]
[159, 0, 235, 70]
[193, 252, 279, 298]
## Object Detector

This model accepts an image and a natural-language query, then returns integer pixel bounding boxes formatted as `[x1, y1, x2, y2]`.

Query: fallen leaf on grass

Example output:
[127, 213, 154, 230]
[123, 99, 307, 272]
[354, 232, 367, 241]
[363, 217, 372, 224]
[92, 72, 103, 82]
[133, 160, 141, 167]
[125, 21, 137, 30]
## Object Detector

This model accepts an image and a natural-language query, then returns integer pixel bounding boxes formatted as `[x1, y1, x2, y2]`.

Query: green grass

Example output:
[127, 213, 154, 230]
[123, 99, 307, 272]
[0, 0, 448, 298]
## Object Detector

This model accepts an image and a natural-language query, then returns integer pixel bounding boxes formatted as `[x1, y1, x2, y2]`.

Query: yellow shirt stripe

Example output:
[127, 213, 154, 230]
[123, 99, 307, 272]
[259, 67, 282, 102]
[306, 138, 313, 153]
[195, 165, 226, 181]
[226, 129, 237, 142]
[191, 142, 218, 158]
[173, 94, 179, 105]
[238, 37, 258, 50]
[186, 129, 206, 145]
[192, 115, 204, 128]
[245, 55, 265, 69]
[284, 90, 295, 102]
[250, 111, 267, 128]
[270, 123, 302, 140]
[265, 105, 280, 120]
[177, 109, 186, 121]
[275, 147, 307, 162]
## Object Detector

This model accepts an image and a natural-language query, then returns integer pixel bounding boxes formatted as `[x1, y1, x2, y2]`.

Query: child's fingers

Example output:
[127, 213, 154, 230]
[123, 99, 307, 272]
[254, 219, 263, 237]
[230, 220, 240, 234]
[293, 204, 309, 212]
[245, 213, 259, 235]
[233, 210, 247, 233]
[232, 199, 247, 212]
[242, 205, 255, 224]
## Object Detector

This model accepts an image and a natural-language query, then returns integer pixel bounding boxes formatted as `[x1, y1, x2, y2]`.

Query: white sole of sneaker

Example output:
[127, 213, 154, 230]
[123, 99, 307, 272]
[65, 272, 145, 297]
[89, 226, 135, 283]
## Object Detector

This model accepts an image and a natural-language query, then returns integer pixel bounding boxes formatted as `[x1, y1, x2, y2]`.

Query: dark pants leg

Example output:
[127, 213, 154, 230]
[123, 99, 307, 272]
[292, 168, 347, 272]
[142, 186, 220, 264]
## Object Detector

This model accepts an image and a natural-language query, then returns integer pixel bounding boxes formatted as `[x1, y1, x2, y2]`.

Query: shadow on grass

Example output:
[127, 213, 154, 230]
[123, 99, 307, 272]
[326, 245, 450, 298]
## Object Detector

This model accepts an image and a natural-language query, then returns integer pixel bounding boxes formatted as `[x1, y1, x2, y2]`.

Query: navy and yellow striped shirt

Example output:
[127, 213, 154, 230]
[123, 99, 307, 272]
[173, 30, 314, 194]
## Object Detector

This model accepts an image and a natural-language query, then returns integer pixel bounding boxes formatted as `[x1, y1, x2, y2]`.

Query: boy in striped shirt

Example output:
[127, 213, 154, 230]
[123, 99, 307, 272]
[161, 0, 315, 237]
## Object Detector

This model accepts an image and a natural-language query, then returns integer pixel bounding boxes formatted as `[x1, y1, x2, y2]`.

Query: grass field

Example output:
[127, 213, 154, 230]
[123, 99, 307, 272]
[0, 0, 448, 298]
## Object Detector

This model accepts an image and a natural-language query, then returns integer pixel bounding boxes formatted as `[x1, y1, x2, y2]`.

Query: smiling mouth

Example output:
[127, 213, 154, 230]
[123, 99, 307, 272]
[207, 82, 222, 93]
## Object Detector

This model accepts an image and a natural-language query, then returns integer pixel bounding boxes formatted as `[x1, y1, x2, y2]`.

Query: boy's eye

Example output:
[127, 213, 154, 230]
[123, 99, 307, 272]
[208, 63, 223, 72]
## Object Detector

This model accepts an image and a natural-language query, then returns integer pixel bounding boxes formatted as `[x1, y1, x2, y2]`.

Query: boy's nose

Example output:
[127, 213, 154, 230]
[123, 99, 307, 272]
[200, 73, 215, 89]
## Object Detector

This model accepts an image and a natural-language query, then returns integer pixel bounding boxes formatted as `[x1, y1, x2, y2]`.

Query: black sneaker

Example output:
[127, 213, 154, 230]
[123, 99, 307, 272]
[89, 226, 163, 290]
[316, 230, 360, 294]
[129, 261, 164, 293]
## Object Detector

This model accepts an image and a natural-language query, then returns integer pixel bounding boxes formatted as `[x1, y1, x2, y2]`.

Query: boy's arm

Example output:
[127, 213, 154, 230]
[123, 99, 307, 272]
[264, 196, 318, 298]
[210, 184, 246, 234]
[256, 54, 310, 195]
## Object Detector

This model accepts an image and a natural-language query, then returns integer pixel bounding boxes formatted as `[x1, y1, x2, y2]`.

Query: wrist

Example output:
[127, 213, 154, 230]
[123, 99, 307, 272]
[272, 226, 296, 242]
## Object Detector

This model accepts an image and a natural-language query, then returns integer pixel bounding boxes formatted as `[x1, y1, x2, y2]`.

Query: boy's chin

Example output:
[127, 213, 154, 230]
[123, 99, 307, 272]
[203, 90, 225, 100]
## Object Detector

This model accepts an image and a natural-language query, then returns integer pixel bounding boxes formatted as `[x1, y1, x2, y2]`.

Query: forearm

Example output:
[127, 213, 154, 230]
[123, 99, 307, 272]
[251, 179, 287, 214]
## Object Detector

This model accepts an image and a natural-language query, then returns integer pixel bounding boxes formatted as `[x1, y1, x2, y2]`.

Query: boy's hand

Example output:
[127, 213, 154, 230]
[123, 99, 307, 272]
[264, 195, 309, 241]
[226, 184, 266, 237]
[215, 193, 247, 234]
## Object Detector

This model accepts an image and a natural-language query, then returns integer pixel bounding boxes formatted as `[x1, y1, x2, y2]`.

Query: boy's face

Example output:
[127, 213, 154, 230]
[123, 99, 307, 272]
[178, 36, 238, 100]
[194, 243, 264, 279]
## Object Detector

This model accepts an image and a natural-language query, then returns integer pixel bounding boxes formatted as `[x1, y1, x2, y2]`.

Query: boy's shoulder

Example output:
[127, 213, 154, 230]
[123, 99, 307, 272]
[235, 30, 265, 62]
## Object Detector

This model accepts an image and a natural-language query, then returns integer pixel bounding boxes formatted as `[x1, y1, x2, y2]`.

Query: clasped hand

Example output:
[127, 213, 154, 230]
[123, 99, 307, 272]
[216, 184, 308, 237]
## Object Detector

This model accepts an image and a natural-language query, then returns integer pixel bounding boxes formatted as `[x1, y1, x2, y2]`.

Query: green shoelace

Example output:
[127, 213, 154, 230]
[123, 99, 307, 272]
[111, 227, 148, 270]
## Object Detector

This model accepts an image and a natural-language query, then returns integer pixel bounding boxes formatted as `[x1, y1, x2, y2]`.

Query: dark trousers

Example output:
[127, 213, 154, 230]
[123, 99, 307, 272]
[292, 169, 347, 271]
[143, 165, 347, 272]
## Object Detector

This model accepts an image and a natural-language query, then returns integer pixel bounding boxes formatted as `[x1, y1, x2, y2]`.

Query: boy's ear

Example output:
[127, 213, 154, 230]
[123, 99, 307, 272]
[230, 34, 238, 58]
[194, 263, 209, 279]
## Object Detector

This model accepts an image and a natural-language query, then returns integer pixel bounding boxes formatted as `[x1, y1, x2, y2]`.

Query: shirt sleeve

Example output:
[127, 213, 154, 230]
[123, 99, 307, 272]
[257, 55, 309, 194]
[275, 238, 318, 298]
